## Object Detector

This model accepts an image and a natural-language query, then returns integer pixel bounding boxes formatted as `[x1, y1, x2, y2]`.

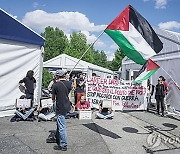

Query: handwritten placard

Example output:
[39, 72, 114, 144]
[86, 77, 147, 111]
[16, 99, 31, 108]
[41, 99, 53, 108]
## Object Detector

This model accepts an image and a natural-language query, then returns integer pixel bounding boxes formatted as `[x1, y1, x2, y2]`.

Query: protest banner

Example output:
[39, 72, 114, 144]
[86, 77, 147, 111]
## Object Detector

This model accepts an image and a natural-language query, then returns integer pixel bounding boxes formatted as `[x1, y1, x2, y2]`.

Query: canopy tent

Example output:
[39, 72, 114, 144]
[43, 54, 114, 78]
[0, 8, 45, 115]
[121, 28, 180, 111]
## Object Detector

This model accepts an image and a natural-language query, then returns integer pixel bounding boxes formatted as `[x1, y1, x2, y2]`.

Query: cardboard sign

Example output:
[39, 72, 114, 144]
[41, 99, 53, 108]
[16, 99, 31, 108]
[102, 100, 112, 108]
[79, 110, 92, 120]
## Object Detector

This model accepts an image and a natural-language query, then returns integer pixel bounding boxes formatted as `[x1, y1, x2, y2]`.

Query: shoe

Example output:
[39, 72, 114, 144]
[53, 145, 67, 151]
[46, 137, 56, 143]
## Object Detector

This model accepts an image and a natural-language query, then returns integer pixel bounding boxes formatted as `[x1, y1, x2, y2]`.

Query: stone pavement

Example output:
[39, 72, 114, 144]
[0, 111, 180, 154]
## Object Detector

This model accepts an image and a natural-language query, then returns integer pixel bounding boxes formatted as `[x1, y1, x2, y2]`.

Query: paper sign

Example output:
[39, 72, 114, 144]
[16, 99, 31, 108]
[102, 100, 112, 108]
[79, 110, 92, 120]
[41, 99, 53, 108]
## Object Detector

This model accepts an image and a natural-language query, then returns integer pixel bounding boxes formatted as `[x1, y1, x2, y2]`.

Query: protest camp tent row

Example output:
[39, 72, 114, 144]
[43, 53, 114, 78]
[0, 8, 45, 117]
[121, 28, 180, 111]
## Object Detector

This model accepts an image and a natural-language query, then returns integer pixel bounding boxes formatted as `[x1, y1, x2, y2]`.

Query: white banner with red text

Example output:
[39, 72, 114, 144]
[86, 77, 147, 111]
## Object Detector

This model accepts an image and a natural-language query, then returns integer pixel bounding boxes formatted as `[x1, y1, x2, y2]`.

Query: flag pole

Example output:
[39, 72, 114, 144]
[69, 31, 104, 75]
[160, 67, 177, 84]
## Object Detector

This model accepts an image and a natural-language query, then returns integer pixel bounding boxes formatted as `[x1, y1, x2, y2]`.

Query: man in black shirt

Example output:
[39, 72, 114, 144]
[52, 70, 72, 151]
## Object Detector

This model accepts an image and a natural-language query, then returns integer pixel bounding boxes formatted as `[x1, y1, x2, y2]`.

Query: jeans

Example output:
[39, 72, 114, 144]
[56, 114, 67, 147]
[25, 93, 34, 107]
[156, 95, 165, 115]
[96, 111, 114, 119]
[15, 108, 35, 120]
[38, 112, 56, 121]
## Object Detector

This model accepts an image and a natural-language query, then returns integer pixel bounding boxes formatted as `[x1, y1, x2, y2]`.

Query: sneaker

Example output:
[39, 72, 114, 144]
[53, 145, 67, 151]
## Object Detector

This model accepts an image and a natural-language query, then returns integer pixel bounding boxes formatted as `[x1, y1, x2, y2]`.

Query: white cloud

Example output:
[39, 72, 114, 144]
[33, 2, 39, 8]
[158, 21, 180, 30]
[22, 10, 107, 48]
[155, 0, 167, 9]
[143, 0, 167, 9]
[105, 50, 115, 61]
[81, 31, 105, 47]
[110, 43, 118, 50]
[22, 10, 106, 34]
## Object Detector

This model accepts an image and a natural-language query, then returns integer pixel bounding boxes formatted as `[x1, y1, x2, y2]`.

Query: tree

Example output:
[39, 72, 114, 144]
[98, 51, 108, 68]
[42, 68, 53, 88]
[41, 26, 68, 61]
[108, 49, 125, 71]
[64, 32, 95, 63]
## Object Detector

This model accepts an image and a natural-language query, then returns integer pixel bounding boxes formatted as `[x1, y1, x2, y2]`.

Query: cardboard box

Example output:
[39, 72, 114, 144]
[16, 99, 31, 108]
[79, 110, 92, 120]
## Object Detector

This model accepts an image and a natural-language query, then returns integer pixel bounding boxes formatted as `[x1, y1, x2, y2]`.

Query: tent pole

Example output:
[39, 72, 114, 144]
[69, 31, 104, 75]
[37, 46, 44, 105]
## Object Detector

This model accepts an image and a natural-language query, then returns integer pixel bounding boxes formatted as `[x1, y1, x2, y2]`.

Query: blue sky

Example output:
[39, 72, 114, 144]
[0, 0, 180, 60]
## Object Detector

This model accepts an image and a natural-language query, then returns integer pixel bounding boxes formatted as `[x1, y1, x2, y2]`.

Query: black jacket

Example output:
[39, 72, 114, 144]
[155, 83, 166, 98]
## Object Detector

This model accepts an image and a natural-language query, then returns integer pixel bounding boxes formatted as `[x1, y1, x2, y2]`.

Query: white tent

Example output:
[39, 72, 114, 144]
[43, 54, 114, 78]
[121, 28, 180, 111]
[0, 8, 45, 115]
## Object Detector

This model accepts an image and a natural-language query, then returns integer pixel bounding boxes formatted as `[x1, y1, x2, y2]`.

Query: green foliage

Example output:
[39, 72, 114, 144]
[108, 49, 125, 71]
[42, 68, 53, 88]
[41, 26, 68, 61]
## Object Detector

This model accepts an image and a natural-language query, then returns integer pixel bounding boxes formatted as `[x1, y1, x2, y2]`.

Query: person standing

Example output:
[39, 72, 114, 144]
[52, 70, 72, 151]
[48, 73, 57, 93]
[19, 70, 36, 107]
[76, 73, 86, 104]
[147, 79, 155, 111]
[155, 77, 166, 116]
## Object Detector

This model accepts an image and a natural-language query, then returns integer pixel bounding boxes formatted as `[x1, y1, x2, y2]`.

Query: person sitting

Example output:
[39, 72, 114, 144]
[76, 95, 90, 111]
[37, 99, 56, 121]
[65, 102, 78, 119]
[95, 102, 114, 119]
[11, 95, 35, 122]
[75, 74, 86, 104]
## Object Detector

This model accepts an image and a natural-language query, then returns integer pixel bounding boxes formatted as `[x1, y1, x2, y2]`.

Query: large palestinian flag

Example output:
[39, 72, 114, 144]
[105, 5, 163, 65]
[134, 59, 160, 83]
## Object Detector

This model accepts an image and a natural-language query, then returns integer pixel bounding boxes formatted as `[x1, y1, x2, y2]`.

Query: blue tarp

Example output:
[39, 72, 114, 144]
[0, 8, 44, 46]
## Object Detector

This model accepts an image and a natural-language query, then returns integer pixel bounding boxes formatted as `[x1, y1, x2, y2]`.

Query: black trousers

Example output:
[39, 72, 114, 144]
[155, 95, 165, 115]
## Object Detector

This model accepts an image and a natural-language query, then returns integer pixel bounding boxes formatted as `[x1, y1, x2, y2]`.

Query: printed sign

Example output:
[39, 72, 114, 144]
[86, 77, 147, 111]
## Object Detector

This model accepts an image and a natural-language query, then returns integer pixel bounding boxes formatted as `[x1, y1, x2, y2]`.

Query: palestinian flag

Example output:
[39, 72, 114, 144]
[105, 5, 163, 65]
[134, 59, 160, 83]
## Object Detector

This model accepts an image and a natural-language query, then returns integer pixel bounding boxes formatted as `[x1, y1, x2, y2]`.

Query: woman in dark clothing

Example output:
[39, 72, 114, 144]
[155, 78, 166, 116]
[19, 70, 36, 107]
